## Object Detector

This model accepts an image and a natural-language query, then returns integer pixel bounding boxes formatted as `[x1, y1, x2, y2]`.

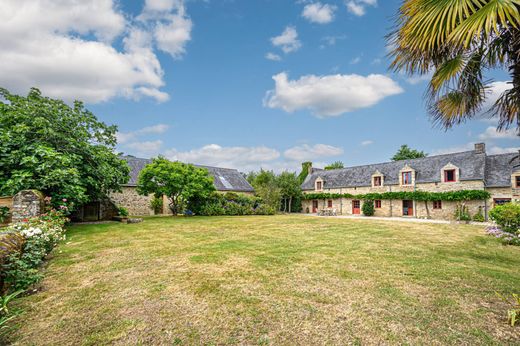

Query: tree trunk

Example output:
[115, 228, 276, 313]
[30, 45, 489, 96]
[289, 197, 292, 214]
[424, 200, 430, 219]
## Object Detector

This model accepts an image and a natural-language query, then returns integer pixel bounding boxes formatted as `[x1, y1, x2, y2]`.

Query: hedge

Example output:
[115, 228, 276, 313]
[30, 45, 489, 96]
[302, 190, 490, 202]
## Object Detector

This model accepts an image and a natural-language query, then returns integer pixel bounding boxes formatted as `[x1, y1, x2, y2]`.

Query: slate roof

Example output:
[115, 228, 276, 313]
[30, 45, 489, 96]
[485, 153, 520, 187]
[122, 156, 254, 192]
[302, 149, 519, 190]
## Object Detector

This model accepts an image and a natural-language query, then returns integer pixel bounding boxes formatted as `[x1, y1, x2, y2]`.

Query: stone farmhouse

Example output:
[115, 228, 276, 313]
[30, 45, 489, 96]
[301, 143, 520, 221]
[109, 156, 255, 216]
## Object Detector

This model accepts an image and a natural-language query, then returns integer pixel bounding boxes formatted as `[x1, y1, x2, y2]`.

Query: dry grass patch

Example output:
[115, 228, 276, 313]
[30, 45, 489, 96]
[8, 215, 520, 345]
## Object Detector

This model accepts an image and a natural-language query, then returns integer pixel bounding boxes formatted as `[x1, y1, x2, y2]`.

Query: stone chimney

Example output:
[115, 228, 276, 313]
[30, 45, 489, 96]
[474, 143, 486, 154]
[307, 162, 313, 175]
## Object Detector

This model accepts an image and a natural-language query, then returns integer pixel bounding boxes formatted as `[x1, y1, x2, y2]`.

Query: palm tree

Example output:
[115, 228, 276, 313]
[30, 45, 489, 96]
[388, 0, 520, 133]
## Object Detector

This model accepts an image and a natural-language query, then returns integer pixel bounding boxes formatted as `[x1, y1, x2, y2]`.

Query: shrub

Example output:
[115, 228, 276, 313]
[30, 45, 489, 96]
[472, 207, 485, 222]
[195, 192, 273, 216]
[149, 196, 163, 215]
[0, 207, 9, 224]
[362, 200, 375, 216]
[496, 292, 520, 327]
[489, 203, 520, 234]
[454, 203, 471, 221]
[2, 209, 68, 293]
[117, 207, 129, 217]
[0, 290, 24, 336]
[199, 203, 225, 216]
[486, 226, 520, 246]
[254, 204, 276, 215]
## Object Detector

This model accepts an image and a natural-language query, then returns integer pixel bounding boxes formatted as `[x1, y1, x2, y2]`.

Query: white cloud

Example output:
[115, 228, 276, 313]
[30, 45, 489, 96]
[350, 56, 361, 64]
[265, 52, 282, 61]
[125, 140, 164, 157]
[117, 124, 170, 144]
[271, 26, 302, 54]
[0, 0, 192, 104]
[164, 144, 281, 171]
[321, 35, 346, 46]
[405, 71, 433, 85]
[346, 0, 377, 16]
[284, 144, 343, 161]
[482, 81, 513, 111]
[478, 126, 518, 141]
[432, 142, 519, 156]
[264, 72, 403, 117]
[302, 3, 337, 24]
[361, 140, 373, 146]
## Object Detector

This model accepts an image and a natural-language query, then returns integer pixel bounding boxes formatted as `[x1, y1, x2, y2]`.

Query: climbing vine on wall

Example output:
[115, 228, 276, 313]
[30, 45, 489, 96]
[301, 190, 490, 201]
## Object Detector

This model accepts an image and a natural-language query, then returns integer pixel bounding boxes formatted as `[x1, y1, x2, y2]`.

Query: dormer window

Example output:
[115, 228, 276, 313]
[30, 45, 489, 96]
[402, 171, 412, 185]
[399, 165, 415, 186]
[371, 170, 384, 187]
[315, 178, 324, 191]
[444, 169, 456, 182]
[441, 163, 459, 183]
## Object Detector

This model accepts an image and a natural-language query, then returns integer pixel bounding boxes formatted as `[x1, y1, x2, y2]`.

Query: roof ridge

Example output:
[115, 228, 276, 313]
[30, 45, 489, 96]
[319, 150, 478, 173]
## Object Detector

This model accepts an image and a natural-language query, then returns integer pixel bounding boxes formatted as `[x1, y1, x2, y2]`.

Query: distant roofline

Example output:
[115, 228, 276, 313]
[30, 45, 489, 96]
[120, 155, 242, 172]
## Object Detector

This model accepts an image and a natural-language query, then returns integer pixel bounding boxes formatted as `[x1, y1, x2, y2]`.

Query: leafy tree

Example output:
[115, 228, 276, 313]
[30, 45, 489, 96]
[324, 161, 344, 170]
[0, 87, 129, 209]
[136, 157, 215, 215]
[388, 0, 520, 132]
[249, 169, 281, 211]
[391, 145, 427, 161]
[298, 162, 312, 183]
[277, 172, 301, 213]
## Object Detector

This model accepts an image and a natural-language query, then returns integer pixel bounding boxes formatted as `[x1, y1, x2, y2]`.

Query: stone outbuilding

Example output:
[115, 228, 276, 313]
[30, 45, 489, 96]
[108, 156, 255, 217]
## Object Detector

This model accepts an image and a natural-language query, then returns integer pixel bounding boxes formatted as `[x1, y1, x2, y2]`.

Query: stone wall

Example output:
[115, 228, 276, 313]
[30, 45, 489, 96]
[11, 190, 44, 223]
[110, 187, 154, 216]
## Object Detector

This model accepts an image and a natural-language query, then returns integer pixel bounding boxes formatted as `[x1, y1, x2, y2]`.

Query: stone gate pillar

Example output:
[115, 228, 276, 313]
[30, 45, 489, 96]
[11, 190, 45, 223]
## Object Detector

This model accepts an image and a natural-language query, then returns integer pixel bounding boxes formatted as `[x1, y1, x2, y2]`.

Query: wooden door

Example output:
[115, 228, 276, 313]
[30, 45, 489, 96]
[352, 200, 360, 214]
[312, 200, 319, 213]
[402, 200, 413, 216]
[83, 202, 100, 221]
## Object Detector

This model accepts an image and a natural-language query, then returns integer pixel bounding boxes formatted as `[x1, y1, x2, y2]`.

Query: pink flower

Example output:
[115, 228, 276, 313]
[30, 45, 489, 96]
[62, 198, 67, 202]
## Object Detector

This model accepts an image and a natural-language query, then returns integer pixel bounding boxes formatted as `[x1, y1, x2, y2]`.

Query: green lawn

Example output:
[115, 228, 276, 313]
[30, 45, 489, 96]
[10, 215, 520, 345]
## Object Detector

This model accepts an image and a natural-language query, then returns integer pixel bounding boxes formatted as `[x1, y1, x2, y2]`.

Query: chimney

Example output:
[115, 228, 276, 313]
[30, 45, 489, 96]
[306, 162, 313, 175]
[474, 143, 486, 154]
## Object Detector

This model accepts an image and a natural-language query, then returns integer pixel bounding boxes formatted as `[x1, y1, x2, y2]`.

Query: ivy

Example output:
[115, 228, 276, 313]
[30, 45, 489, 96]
[302, 190, 490, 201]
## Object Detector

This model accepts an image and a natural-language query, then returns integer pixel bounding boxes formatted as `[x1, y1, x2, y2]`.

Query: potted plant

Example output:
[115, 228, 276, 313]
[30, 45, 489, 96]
[113, 207, 129, 222]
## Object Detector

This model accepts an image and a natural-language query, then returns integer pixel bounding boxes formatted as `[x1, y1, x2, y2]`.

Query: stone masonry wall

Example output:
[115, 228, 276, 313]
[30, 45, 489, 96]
[110, 187, 154, 216]
[11, 190, 44, 223]
[302, 180, 489, 221]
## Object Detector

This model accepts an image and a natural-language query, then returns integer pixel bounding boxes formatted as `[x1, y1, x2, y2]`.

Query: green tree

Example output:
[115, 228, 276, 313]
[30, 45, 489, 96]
[277, 172, 301, 213]
[0, 87, 129, 209]
[298, 162, 312, 183]
[136, 157, 215, 215]
[249, 169, 281, 212]
[388, 0, 520, 132]
[324, 161, 344, 170]
[391, 145, 427, 161]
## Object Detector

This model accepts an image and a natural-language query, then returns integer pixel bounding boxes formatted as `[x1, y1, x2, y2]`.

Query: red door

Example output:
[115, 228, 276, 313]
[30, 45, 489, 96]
[403, 200, 413, 216]
[312, 200, 319, 213]
[352, 200, 360, 214]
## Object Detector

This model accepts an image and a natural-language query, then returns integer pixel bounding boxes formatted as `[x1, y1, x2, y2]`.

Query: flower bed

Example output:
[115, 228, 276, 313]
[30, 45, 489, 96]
[1, 208, 68, 293]
[486, 226, 520, 246]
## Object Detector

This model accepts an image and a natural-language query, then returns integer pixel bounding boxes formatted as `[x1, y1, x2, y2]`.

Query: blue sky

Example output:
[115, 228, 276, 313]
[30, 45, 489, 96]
[1, 0, 518, 172]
